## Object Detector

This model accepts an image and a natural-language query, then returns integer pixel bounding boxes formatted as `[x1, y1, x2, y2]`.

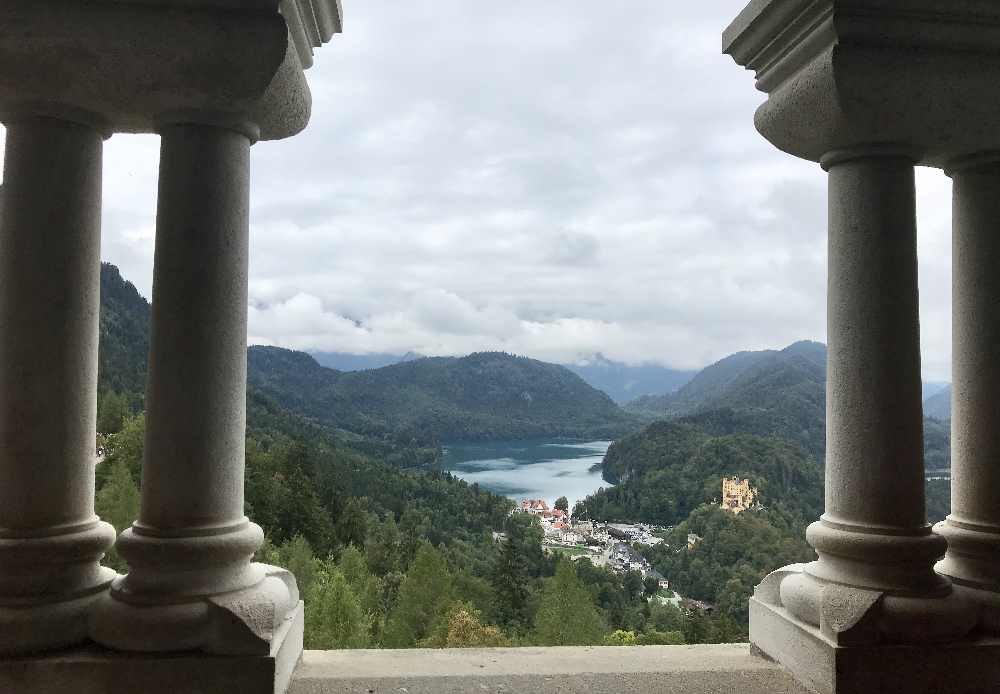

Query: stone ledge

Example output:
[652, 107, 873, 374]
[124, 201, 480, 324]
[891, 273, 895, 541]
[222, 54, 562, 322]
[289, 644, 813, 694]
[0, 602, 303, 694]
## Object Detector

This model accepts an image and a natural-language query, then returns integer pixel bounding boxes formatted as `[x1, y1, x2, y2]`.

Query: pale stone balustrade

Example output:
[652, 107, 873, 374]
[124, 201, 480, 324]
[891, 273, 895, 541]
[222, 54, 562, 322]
[0, 1, 340, 692]
[725, 1, 1000, 692]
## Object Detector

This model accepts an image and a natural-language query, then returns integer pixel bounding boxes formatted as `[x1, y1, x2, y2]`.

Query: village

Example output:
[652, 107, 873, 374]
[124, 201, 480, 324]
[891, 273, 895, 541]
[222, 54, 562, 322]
[509, 476, 760, 610]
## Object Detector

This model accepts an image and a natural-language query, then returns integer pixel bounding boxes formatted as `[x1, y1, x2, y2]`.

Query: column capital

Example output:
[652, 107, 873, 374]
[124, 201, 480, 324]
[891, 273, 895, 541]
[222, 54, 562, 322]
[944, 151, 1000, 177]
[724, 0, 1000, 168]
[819, 144, 920, 171]
[1, 102, 114, 140]
[0, 0, 341, 141]
[155, 110, 261, 143]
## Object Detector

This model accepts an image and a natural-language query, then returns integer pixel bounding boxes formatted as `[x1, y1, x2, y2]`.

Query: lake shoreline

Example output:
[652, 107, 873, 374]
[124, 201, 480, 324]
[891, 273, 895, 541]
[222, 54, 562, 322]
[442, 439, 614, 510]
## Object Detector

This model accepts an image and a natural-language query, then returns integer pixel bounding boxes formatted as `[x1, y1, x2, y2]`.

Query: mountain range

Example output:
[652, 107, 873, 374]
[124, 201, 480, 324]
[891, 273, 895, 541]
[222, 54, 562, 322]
[923, 386, 952, 420]
[97, 264, 637, 452]
[312, 350, 696, 405]
[625, 341, 827, 458]
[577, 339, 952, 524]
[249, 347, 635, 446]
[96, 262, 952, 482]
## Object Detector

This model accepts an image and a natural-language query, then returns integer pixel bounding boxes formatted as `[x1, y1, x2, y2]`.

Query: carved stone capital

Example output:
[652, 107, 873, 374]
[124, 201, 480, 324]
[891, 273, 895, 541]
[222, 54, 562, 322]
[0, 0, 342, 140]
[724, 1, 1000, 167]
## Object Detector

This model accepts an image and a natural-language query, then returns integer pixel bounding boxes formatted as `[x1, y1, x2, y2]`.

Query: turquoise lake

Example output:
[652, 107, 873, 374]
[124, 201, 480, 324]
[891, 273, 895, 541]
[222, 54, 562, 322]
[441, 439, 613, 509]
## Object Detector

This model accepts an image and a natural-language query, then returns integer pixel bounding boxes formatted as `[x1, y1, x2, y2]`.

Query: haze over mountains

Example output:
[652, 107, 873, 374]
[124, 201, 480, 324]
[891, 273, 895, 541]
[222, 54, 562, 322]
[923, 386, 952, 420]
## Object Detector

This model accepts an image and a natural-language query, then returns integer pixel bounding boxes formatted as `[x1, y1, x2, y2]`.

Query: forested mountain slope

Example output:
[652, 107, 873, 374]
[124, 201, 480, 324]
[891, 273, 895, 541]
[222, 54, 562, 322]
[249, 347, 637, 445]
[627, 342, 825, 420]
[626, 340, 948, 468]
[96, 263, 721, 649]
[574, 419, 822, 525]
[311, 350, 697, 406]
[97, 262, 636, 448]
[923, 386, 952, 421]
[97, 263, 151, 401]
[582, 341, 950, 524]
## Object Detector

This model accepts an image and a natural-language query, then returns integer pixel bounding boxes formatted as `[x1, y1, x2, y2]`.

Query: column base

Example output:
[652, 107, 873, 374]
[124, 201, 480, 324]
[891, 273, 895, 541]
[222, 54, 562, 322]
[3, 601, 303, 694]
[0, 520, 117, 655]
[90, 563, 299, 655]
[951, 584, 1000, 635]
[935, 517, 1000, 634]
[0, 572, 115, 655]
[751, 595, 1000, 694]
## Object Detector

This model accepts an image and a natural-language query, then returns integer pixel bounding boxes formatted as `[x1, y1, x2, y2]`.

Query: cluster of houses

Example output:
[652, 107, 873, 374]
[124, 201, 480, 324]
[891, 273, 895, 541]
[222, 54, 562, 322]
[507, 480, 754, 611]
[515, 498, 670, 590]
[608, 542, 670, 590]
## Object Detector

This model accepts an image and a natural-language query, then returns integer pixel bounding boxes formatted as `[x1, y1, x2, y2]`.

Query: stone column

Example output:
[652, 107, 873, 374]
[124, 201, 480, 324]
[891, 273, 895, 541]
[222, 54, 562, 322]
[807, 148, 945, 596]
[936, 154, 1000, 633]
[724, 1, 1000, 690]
[0, 115, 116, 654]
[90, 120, 300, 659]
[768, 148, 974, 645]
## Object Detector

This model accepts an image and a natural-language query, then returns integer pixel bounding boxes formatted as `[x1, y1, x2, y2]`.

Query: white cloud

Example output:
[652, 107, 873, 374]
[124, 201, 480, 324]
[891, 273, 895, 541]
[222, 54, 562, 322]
[13, 0, 951, 381]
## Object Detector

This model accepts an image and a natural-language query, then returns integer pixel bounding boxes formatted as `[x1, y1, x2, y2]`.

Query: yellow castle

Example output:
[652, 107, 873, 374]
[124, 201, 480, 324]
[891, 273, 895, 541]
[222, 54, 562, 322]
[721, 476, 758, 514]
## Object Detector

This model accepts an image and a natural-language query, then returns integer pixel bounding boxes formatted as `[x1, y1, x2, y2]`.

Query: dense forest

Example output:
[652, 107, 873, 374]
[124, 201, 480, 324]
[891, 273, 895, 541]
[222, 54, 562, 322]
[248, 346, 638, 446]
[94, 264, 956, 647]
[626, 340, 950, 468]
[574, 421, 822, 525]
[627, 341, 826, 417]
[94, 263, 732, 648]
[97, 264, 150, 410]
[574, 339, 954, 631]
[311, 350, 698, 406]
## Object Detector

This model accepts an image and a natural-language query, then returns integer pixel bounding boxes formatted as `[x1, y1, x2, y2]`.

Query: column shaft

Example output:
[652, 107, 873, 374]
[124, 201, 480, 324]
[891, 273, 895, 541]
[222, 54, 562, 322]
[91, 122, 297, 655]
[805, 151, 947, 595]
[936, 159, 1000, 630]
[0, 116, 115, 653]
[825, 153, 926, 530]
[141, 123, 251, 531]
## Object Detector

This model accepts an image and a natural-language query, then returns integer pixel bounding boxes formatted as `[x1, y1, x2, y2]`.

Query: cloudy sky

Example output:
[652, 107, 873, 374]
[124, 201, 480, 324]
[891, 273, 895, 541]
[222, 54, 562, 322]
[6, 0, 956, 379]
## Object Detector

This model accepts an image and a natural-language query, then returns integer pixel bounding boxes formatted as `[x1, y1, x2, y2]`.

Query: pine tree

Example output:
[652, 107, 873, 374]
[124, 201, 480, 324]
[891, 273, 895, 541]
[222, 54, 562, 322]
[339, 545, 383, 639]
[366, 514, 402, 576]
[96, 389, 130, 435]
[334, 497, 369, 549]
[383, 543, 454, 648]
[305, 568, 369, 649]
[532, 560, 606, 646]
[283, 535, 318, 597]
[490, 531, 531, 633]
